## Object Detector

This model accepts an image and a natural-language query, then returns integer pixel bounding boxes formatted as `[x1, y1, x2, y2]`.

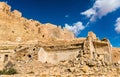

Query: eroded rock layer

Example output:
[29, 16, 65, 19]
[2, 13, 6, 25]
[0, 2, 120, 77]
[0, 2, 74, 43]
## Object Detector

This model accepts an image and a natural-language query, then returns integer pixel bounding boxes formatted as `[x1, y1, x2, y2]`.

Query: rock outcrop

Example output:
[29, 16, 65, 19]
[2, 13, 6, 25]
[0, 2, 74, 43]
[0, 2, 120, 77]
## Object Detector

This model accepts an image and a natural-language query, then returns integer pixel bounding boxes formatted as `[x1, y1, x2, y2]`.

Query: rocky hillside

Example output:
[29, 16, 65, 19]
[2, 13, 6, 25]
[0, 2, 74, 43]
[0, 2, 120, 77]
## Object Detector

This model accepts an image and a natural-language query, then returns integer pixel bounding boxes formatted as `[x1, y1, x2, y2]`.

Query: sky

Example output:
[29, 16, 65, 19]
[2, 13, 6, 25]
[1, 0, 120, 47]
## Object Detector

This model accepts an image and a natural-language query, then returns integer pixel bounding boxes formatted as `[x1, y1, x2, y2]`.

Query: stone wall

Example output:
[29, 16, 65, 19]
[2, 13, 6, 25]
[38, 48, 80, 64]
[93, 42, 112, 64]
[0, 50, 14, 70]
[112, 48, 120, 64]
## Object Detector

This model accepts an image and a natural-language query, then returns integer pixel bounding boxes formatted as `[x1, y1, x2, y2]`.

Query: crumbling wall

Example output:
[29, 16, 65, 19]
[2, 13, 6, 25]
[13, 44, 38, 62]
[83, 32, 112, 65]
[38, 47, 80, 64]
[0, 50, 14, 70]
[0, 50, 14, 62]
[93, 42, 112, 64]
[0, 2, 11, 14]
[112, 48, 120, 64]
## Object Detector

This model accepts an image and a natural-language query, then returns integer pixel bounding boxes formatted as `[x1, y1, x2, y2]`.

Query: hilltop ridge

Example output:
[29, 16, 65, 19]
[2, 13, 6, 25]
[0, 2, 75, 43]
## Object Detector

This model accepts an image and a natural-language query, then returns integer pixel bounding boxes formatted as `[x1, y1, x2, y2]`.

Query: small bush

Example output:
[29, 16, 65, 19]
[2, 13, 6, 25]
[0, 68, 17, 75]
[6, 68, 17, 75]
[0, 69, 6, 75]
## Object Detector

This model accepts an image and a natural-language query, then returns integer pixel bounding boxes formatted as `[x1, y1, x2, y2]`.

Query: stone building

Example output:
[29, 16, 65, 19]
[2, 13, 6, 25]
[0, 32, 116, 66]
[37, 32, 112, 65]
[0, 50, 14, 63]
[0, 49, 14, 70]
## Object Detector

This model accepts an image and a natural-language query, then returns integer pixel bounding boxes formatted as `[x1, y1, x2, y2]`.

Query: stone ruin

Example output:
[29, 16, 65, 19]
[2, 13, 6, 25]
[0, 2, 120, 77]
[0, 32, 119, 76]
[37, 31, 112, 65]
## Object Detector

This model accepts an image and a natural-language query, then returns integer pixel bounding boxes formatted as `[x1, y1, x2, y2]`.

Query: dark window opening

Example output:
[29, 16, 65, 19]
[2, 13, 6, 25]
[71, 43, 82, 46]
[49, 46, 54, 49]
[42, 35, 44, 37]
[28, 54, 31, 58]
[5, 55, 8, 57]
[33, 48, 35, 51]
[98, 54, 100, 57]
[4, 55, 8, 62]
[67, 69, 71, 72]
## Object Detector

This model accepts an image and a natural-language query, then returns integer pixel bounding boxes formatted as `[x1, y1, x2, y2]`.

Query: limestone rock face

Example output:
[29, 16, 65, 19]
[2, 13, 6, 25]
[88, 31, 97, 40]
[12, 10, 22, 18]
[0, 2, 11, 13]
[0, 2, 75, 43]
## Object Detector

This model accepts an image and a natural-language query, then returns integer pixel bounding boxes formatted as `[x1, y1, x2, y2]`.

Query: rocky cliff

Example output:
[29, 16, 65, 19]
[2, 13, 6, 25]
[0, 2, 120, 77]
[0, 2, 74, 43]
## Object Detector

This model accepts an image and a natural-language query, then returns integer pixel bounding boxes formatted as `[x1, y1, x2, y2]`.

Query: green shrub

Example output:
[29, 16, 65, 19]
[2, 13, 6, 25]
[6, 68, 17, 75]
[0, 68, 17, 75]
[0, 69, 6, 75]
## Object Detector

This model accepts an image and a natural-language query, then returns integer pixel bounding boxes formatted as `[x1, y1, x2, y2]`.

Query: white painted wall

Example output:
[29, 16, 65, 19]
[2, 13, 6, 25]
[0, 50, 14, 62]
[38, 48, 80, 64]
